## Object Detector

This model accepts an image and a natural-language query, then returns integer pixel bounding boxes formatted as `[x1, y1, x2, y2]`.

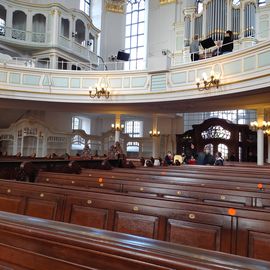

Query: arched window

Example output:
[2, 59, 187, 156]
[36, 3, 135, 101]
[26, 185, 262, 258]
[61, 18, 70, 38]
[218, 144, 228, 160]
[125, 120, 143, 137]
[12, 10, 26, 40]
[32, 14, 46, 42]
[127, 141, 139, 152]
[75, 19, 86, 46]
[125, 0, 146, 70]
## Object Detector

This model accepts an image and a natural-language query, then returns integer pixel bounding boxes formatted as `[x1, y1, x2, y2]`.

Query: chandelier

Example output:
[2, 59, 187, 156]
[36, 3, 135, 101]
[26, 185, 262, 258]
[89, 77, 110, 99]
[196, 70, 220, 91]
[149, 130, 161, 137]
[250, 121, 270, 132]
[111, 123, 125, 131]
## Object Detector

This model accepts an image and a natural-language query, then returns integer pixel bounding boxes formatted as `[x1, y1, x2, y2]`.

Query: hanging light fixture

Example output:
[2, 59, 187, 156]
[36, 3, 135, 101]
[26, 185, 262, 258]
[111, 123, 125, 131]
[250, 121, 270, 132]
[89, 77, 110, 99]
[149, 130, 161, 137]
[196, 70, 220, 91]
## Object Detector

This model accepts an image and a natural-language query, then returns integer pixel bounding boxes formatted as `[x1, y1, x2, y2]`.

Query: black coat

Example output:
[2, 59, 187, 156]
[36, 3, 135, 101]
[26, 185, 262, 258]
[222, 36, 233, 53]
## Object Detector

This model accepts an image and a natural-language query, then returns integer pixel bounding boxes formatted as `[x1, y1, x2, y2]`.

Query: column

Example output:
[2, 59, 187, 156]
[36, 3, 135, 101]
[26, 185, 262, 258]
[26, 11, 32, 42]
[6, 8, 13, 39]
[227, 0, 232, 31]
[257, 108, 264, 166]
[202, 2, 207, 39]
[50, 54, 57, 69]
[151, 115, 160, 158]
[183, 7, 196, 46]
[113, 114, 121, 143]
[240, 0, 246, 38]
[51, 8, 60, 46]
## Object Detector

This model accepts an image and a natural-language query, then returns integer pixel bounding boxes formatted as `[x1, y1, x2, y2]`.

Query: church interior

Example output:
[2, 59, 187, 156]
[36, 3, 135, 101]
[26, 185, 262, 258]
[0, 0, 270, 269]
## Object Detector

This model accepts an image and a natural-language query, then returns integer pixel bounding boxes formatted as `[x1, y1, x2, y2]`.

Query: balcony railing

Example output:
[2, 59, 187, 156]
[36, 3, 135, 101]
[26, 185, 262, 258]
[0, 26, 49, 44]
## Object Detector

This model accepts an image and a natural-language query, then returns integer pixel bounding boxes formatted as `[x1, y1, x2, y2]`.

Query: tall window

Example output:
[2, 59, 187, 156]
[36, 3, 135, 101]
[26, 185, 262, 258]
[258, 0, 266, 6]
[125, 120, 143, 137]
[218, 144, 229, 160]
[184, 110, 256, 132]
[233, 0, 240, 5]
[72, 117, 82, 130]
[125, 0, 146, 70]
[80, 0, 91, 16]
[196, 0, 203, 13]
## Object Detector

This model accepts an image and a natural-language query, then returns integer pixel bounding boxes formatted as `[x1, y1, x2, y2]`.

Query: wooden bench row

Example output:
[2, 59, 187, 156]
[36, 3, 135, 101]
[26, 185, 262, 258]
[38, 168, 270, 192]
[36, 171, 270, 208]
[110, 166, 270, 183]
[0, 211, 269, 270]
[0, 179, 270, 261]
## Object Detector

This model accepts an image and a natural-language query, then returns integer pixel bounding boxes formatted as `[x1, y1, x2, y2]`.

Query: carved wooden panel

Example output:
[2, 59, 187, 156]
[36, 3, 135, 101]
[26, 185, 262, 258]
[69, 205, 108, 229]
[237, 217, 270, 261]
[166, 219, 221, 251]
[0, 196, 23, 214]
[248, 231, 270, 261]
[114, 211, 159, 239]
[24, 199, 57, 220]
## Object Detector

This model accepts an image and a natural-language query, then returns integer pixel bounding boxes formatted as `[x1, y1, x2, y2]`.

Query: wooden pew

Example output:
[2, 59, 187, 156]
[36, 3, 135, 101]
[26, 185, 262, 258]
[1, 179, 270, 261]
[37, 169, 270, 192]
[0, 211, 269, 270]
[36, 170, 270, 208]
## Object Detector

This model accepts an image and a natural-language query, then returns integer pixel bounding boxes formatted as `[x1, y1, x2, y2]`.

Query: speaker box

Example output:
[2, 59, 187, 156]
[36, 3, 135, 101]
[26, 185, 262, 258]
[117, 51, 130, 61]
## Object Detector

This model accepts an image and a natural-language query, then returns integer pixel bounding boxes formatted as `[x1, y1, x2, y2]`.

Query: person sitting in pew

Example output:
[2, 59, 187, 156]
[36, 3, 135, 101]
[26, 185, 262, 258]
[202, 147, 215, 165]
[164, 151, 173, 165]
[214, 152, 224, 166]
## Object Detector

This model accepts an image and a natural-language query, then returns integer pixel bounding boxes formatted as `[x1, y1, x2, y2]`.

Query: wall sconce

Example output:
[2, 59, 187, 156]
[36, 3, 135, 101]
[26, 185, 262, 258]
[111, 123, 124, 131]
[196, 70, 220, 91]
[149, 130, 160, 137]
[89, 77, 110, 99]
[250, 121, 270, 132]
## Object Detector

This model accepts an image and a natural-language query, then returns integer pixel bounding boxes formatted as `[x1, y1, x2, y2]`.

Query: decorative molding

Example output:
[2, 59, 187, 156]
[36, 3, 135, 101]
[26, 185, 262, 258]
[160, 0, 176, 5]
[106, 0, 125, 13]
[50, 9, 56, 16]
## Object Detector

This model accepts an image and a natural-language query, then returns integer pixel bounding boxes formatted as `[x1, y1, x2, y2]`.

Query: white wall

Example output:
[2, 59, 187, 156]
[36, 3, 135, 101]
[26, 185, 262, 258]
[147, 0, 178, 71]
[99, 4, 126, 64]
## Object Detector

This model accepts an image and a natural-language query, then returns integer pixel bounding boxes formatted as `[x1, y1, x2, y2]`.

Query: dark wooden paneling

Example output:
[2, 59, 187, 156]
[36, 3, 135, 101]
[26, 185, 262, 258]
[24, 198, 58, 220]
[0, 196, 23, 214]
[248, 231, 270, 261]
[69, 205, 108, 229]
[166, 219, 221, 251]
[236, 217, 270, 261]
[114, 211, 159, 239]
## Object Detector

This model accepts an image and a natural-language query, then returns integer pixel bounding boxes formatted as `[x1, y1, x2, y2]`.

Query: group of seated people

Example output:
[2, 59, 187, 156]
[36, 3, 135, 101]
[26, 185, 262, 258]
[141, 144, 224, 167]
[190, 30, 234, 61]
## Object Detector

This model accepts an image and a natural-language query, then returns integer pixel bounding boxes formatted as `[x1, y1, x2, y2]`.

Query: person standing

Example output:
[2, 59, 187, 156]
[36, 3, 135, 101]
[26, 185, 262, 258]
[222, 30, 234, 54]
[190, 34, 200, 61]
